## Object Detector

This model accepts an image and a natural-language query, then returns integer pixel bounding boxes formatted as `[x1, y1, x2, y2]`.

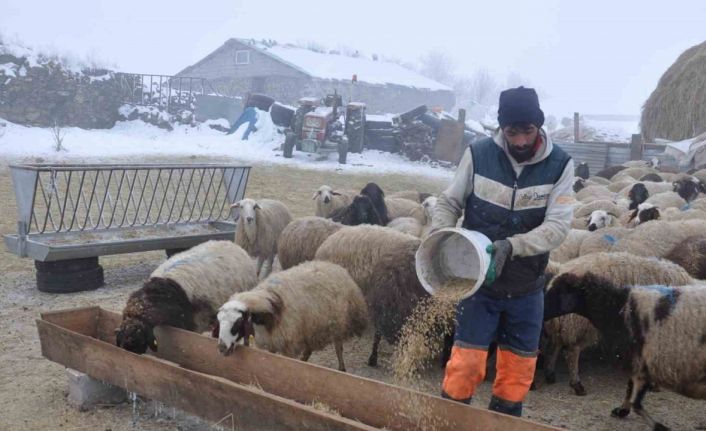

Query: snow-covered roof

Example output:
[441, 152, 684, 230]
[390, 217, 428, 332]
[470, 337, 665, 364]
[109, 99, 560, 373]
[237, 39, 451, 92]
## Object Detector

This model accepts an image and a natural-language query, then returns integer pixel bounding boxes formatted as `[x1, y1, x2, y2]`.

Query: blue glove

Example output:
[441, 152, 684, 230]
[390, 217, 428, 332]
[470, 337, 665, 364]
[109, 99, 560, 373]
[484, 240, 512, 285]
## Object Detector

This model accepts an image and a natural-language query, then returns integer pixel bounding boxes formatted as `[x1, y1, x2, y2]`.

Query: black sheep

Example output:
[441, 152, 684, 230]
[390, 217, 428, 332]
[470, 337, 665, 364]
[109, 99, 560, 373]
[628, 183, 649, 210]
[331, 195, 384, 226]
[360, 182, 390, 225]
[574, 162, 590, 180]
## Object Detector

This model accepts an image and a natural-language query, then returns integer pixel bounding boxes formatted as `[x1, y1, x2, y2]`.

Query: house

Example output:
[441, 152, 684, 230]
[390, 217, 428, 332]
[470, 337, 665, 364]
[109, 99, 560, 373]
[175, 38, 455, 114]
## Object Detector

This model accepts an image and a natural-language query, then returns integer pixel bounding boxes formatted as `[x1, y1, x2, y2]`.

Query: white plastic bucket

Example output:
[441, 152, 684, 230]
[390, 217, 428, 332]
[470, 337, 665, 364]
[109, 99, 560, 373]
[415, 228, 492, 299]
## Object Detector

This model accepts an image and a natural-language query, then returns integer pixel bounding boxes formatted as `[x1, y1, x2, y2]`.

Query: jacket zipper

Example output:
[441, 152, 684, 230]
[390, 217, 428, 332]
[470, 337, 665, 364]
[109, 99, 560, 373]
[510, 179, 518, 212]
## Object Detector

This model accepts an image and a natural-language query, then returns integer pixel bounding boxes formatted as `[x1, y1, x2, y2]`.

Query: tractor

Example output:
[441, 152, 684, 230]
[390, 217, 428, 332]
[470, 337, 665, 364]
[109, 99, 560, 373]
[283, 92, 366, 164]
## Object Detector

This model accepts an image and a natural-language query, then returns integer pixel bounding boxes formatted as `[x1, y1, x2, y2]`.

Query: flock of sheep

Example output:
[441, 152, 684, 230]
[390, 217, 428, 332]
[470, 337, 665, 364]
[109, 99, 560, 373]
[113, 160, 706, 430]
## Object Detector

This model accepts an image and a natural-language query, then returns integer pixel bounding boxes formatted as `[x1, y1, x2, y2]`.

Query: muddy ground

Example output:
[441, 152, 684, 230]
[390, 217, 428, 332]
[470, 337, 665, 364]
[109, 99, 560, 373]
[1, 156, 704, 431]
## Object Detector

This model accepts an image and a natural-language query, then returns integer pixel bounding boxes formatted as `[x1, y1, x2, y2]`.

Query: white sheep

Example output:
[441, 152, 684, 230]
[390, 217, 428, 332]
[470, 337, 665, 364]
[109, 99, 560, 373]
[545, 273, 706, 429]
[314, 225, 426, 366]
[577, 226, 631, 256]
[116, 241, 258, 354]
[617, 181, 673, 198]
[606, 178, 637, 193]
[388, 190, 432, 203]
[385, 197, 425, 223]
[575, 185, 614, 203]
[216, 261, 368, 371]
[542, 252, 693, 396]
[612, 166, 658, 181]
[644, 191, 687, 210]
[611, 219, 706, 258]
[549, 229, 591, 263]
[312, 185, 355, 218]
[276, 216, 342, 270]
[387, 195, 438, 238]
[586, 210, 620, 231]
[233, 198, 293, 278]
[574, 199, 625, 219]
[586, 176, 612, 186]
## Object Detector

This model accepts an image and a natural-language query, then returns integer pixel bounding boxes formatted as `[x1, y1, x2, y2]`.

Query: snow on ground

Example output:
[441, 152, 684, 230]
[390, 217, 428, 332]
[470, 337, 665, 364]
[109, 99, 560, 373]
[0, 113, 454, 180]
[582, 115, 640, 142]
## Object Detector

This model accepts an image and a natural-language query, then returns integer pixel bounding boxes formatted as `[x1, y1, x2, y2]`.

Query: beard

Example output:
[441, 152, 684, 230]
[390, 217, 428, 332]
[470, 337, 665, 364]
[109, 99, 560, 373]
[508, 143, 536, 163]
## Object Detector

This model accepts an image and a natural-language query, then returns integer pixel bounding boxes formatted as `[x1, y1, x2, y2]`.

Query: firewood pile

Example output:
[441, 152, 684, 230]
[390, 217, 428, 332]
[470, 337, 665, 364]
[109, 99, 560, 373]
[399, 119, 435, 162]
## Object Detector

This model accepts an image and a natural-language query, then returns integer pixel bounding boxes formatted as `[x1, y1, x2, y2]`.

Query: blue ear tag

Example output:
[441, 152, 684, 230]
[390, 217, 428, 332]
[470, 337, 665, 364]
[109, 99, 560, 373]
[681, 202, 691, 212]
[484, 244, 496, 285]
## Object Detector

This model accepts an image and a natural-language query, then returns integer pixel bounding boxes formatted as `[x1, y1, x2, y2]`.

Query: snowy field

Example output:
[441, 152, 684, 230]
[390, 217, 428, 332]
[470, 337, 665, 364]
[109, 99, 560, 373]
[0, 114, 455, 181]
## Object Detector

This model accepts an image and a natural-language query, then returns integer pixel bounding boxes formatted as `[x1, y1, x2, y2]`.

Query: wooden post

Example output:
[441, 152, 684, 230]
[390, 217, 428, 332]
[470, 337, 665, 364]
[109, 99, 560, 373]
[574, 112, 580, 143]
[630, 134, 643, 161]
[457, 108, 466, 124]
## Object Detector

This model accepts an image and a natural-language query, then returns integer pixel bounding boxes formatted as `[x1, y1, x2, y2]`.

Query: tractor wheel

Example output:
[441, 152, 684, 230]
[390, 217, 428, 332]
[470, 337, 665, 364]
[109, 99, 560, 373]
[283, 132, 296, 158]
[338, 137, 349, 164]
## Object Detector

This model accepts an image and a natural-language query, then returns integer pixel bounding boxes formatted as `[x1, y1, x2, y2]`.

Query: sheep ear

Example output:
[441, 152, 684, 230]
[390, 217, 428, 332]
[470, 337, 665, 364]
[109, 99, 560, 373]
[254, 203, 261, 210]
[331, 191, 341, 196]
[312, 191, 321, 200]
[230, 201, 241, 209]
[672, 182, 678, 191]
[585, 217, 590, 226]
[146, 328, 158, 352]
[627, 209, 637, 223]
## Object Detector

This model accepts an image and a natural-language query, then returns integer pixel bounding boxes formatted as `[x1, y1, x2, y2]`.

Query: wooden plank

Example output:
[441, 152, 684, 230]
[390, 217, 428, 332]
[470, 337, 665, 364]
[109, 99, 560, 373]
[95, 308, 558, 431]
[41, 306, 99, 337]
[434, 118, 465, 164]
[36, 317, 377, 431]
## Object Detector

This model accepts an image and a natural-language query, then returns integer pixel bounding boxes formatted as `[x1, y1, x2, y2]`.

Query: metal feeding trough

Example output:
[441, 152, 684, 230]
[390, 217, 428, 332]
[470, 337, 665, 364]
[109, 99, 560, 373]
[4, 163, 250, 293]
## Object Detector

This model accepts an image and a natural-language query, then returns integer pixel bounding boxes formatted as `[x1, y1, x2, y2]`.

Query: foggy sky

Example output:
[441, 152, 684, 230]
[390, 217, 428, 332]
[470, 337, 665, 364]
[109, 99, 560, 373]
[2, 0, 705, 118]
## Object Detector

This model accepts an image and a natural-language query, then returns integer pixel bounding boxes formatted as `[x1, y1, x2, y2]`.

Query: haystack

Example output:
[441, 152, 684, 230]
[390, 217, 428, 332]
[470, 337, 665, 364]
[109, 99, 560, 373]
[641, 40, 706, 142]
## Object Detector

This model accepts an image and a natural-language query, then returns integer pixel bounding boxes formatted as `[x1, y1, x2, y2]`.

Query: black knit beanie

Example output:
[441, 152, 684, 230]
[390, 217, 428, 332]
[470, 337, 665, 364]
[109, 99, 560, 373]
[497, 86, 544, 129]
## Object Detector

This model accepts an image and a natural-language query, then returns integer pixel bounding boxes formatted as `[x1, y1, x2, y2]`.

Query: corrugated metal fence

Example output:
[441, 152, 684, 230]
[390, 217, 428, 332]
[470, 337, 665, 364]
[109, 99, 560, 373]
[555, 140, 677, 175]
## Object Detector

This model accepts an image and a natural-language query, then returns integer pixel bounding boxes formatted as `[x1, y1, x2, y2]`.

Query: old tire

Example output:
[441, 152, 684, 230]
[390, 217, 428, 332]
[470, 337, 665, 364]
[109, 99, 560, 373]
[35, 258, 104, 293]
[283, 132, 296, 158]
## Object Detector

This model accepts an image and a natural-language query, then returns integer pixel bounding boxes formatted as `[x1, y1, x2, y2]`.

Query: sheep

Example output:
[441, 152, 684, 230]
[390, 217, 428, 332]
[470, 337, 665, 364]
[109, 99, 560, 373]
[587, 176, 612, 186]
[686, 197, 706, 212]
[313, 185, 354, 218]
[658, 206, 706, 221]
[216, 261, 368, 371]
[664, 234, 706, 279]
[385, 197, 425, 222]
[233, 198, 293, 278]
[574, 199, 624, 218]
[639, 173, 663, 182]
[570, 217, 589, 230]
[586, 210, 619, 231]
[595, 165, 628, 179]
[544, 273, 706, 430]
[549, 229, 591, 263]
[611, 219, 706, 258]
[388, 190, 432, 203]
[578, 226, 631, 256]
[573, 177, 587, 193]
[619, 181, 673, 200]
[689, 168, 706, 185]
[622, 160, 652, 169]
[387, 217, 423, 237]
[658, 172, 677, 182]
[644, 191, 687, 210]
[606, 178, 636, 193]
[314, 225, 425, 366]
[613, 166, 658, 181]
[360, 182, 390, 225]
[576, 185, 614, 203]
[276, 216, 342, 270]
[542, 252, 694, 397]
[330, 194, 385, 226]
[116, 241, 258, 354]
[575, 162, 590, 179]
[673, 177, 704, 202]
[623, 202, 661, 227]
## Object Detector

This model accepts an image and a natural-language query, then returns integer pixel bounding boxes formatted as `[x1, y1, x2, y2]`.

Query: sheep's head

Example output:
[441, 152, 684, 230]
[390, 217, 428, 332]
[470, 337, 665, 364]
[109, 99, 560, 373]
[650, 157, 661, 169]
[115, 318, 157, 354]
[628, 203, 660, 226]
[574, 162, 590, 180]
[628, 183, 649, 210]
[421, 196, 437, 222]
[349, 195, 382, 225]
[673, 178, 700, 202]
[587, 210, 616, 231]
[232, 199, 261, 239]
[312, 185, 342, 206]
[573, 178, 586, 193]
[216, 299, 253, 356]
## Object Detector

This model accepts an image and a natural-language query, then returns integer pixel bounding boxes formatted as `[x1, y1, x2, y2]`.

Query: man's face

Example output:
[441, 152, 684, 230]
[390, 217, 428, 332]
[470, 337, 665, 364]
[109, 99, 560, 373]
[503, 124, 539, 162]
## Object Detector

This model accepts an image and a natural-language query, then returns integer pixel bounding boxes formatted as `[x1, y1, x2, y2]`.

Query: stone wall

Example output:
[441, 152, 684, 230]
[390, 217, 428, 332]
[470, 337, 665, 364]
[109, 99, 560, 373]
[0, 54, 122, 128]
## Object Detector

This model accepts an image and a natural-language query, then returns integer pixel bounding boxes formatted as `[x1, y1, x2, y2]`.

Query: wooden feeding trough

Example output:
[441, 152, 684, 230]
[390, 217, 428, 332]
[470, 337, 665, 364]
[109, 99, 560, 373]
[37, 306, 559, 431]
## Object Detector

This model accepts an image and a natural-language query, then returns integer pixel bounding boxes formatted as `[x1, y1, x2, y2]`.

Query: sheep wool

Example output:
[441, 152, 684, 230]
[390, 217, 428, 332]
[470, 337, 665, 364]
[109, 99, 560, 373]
[644, 191, 687, 210]
[277, 216, 343, 270]
[385, 197, 425, 223]
[550, 229, 591, 263]
[612, 219, 706, 258]
[578, 227, 631, 256]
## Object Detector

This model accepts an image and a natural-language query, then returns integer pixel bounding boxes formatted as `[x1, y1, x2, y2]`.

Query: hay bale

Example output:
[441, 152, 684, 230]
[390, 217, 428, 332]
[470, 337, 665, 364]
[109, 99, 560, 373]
[642, 41, 706, 142]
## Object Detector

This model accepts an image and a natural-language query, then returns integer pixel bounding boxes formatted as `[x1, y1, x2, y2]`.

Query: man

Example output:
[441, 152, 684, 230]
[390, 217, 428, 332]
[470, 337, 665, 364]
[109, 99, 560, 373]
[433, 86, 575, 416]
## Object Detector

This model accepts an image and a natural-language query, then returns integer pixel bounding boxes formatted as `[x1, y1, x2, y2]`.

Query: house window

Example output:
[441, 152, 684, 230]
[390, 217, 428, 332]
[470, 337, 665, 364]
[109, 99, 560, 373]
[235, 50, 250, 65]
